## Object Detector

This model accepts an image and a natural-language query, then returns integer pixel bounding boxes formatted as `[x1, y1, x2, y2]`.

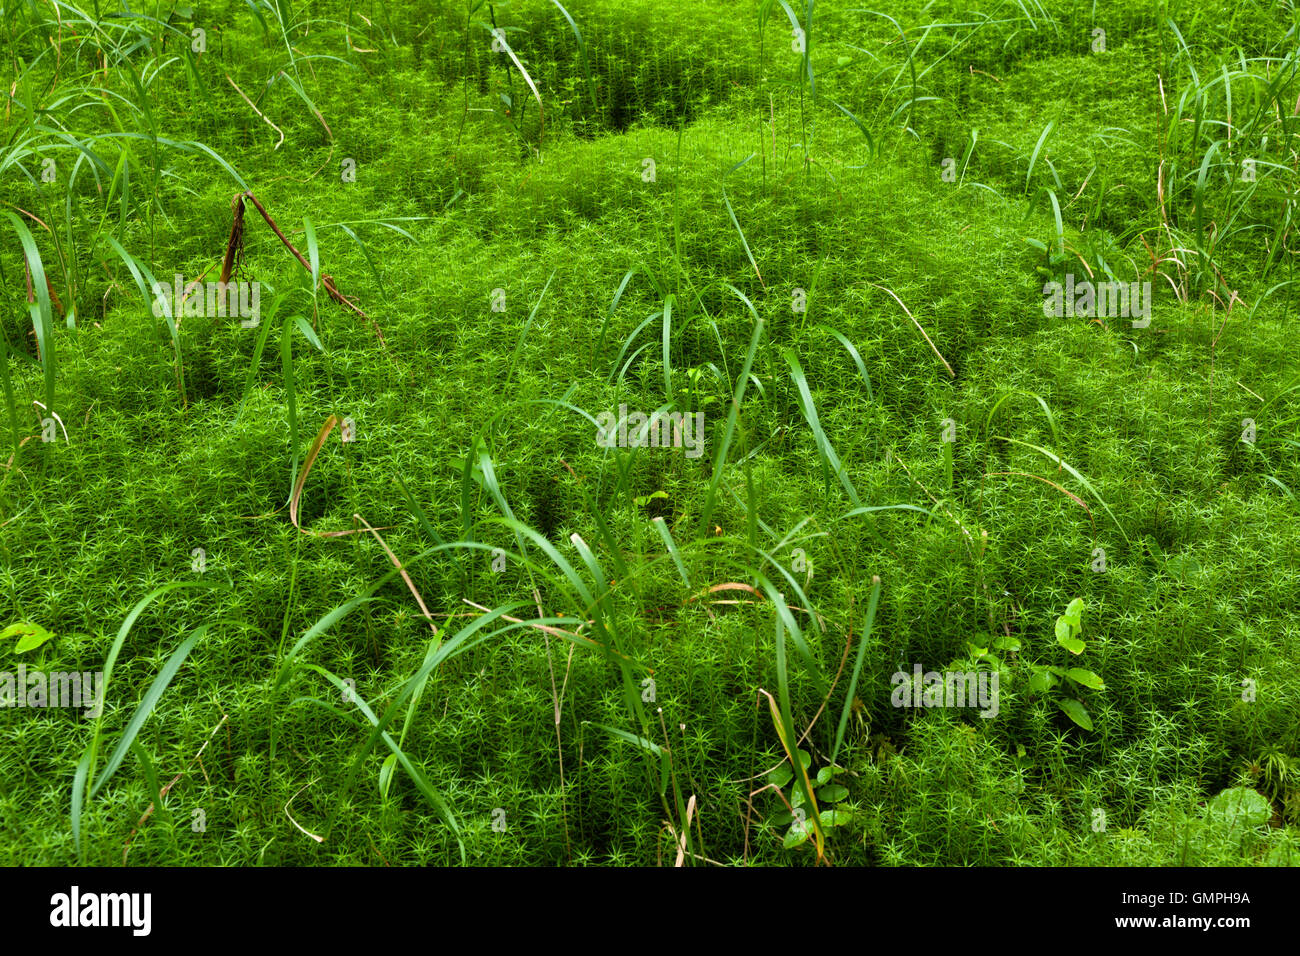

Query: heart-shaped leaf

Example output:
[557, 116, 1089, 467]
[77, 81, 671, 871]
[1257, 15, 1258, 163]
[3, 622, 55, 654]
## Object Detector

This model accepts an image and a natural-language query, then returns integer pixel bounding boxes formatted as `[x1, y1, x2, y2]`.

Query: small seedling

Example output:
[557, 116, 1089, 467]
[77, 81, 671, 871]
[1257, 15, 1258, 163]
[1025, 598, 1105, 730]
[3, 621, 55, 654]
[767, 749, 853, 849]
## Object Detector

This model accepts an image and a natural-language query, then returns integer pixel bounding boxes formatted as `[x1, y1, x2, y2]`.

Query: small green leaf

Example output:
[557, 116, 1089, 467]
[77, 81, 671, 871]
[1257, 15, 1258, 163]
[378, 752, 400, 798]
[783, 823, 813, 849]
[796, 748, 812, 770]
[816, 766, 836, 786]
[818, 783, 850, 803]
[792, 786, 806, 809]
[1058, 635, 1085, 654]
[770, 807, 794, 826]
[1064, 598, 1084, 622]
[1055, 697, 1093, 730]
[992, 634, 1021, 651]
[1027, 670, 1057, 693]
[1066, 668, 1105, 689]
[768, 764, 794, 789]
[4, 622, 55, 654]
[819, 808, 853, 827]
[1054, 618, 1071, 642]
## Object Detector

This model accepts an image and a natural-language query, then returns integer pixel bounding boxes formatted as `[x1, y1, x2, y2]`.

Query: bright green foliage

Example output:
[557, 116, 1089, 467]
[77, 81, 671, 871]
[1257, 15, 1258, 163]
[0, 0, 1298, 868]
[1024, 598, 1105, 731]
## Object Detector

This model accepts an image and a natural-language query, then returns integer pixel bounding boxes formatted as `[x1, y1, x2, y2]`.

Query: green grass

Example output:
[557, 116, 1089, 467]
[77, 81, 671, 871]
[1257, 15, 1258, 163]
[1, 0, 1299, 867]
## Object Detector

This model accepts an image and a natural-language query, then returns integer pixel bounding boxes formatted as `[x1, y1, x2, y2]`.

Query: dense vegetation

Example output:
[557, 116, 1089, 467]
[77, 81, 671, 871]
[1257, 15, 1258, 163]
[2, 0, 1299, 866]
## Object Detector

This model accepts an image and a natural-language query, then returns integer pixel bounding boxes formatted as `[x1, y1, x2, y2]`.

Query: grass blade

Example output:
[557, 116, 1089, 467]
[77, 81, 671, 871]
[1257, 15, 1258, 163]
[831, 575, 881, 766]
[994, 436, 1129, 543]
